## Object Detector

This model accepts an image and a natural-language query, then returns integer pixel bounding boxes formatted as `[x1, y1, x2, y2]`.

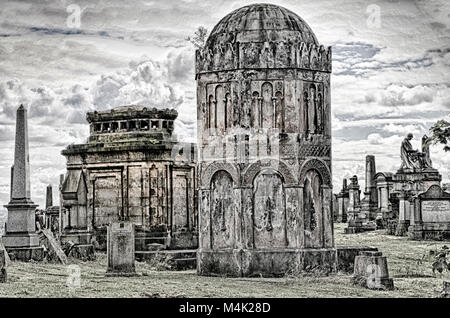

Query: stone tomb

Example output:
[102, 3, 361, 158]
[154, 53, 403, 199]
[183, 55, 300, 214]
[106, 222, 137, 276]
[409, 185, 450, 240]
[196, 4, 337, 277]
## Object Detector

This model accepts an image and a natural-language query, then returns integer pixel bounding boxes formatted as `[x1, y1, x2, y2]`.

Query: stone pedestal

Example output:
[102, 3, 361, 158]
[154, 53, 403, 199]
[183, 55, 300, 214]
[106, 222, 137, 276]
[395, 220, 410, 237]
[352, 251, 394, 290]
[3, 201, 45, 261]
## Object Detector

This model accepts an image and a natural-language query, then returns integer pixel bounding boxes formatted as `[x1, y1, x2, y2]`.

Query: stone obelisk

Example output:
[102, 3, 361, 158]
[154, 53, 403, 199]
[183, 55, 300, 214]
[3, 105, 44, 261]
[45, 185, 53, 209]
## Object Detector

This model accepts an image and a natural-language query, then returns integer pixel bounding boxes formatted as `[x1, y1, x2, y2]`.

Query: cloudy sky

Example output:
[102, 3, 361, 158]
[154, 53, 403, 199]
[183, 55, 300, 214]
[0, 0, 449, 214]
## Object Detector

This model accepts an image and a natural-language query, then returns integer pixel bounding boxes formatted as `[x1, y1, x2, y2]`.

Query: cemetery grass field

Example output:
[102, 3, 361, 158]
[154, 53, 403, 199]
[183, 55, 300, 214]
[1, 223, 449, 298]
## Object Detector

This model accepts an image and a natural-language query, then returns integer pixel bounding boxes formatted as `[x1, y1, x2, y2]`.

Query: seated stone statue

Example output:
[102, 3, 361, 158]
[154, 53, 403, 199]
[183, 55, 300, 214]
[400, 133, 422, 170]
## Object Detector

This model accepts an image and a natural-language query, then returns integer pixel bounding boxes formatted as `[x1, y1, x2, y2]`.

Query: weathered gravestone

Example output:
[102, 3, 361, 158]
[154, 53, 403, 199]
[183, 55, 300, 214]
[106, 222, 137, 276]
[352, 251, 394, 290]
[409, 185, 450, 240]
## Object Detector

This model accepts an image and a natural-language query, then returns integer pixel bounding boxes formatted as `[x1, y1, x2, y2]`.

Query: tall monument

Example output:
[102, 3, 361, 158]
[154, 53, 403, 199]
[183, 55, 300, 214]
[45, 184, 53, 209]
[196, 4, 336, 276]
[360, 155, 378, 221]
[395, 133, 441, 236]
[3, 105, 44, 261]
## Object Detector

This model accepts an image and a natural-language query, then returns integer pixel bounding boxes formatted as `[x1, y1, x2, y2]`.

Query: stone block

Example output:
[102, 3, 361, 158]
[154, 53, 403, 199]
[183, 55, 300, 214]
[352, 251, 394, 290]
[106, 222, 136, 276]
[2, 232, 40, 248]
[197, 248, 337, 277]
[7, 246, 45, 262]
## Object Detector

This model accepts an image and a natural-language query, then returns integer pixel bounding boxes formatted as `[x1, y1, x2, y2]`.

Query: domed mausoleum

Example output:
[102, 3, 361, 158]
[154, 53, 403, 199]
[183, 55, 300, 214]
[196, 4, 335, 276]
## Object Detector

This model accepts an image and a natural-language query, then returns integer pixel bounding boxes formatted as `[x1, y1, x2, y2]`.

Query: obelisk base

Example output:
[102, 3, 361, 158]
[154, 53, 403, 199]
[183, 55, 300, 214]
[3, 201, 45, 262]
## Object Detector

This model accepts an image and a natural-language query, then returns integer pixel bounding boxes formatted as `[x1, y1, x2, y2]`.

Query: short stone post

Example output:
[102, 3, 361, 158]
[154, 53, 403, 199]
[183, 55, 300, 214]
[352, 251, 394, 290]
[106, 222, 137, 276]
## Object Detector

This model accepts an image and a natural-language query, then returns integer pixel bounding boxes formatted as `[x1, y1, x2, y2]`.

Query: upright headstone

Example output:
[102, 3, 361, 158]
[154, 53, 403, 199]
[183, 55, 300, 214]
[408, 185, 450, 240]
[45, 184, 53, 209]
[2, 105, 44, 261]
[106, 222, 136, 276]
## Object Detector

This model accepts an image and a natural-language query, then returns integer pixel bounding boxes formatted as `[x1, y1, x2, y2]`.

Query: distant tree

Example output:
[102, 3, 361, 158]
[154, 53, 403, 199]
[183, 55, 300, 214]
[428, 119, 450, 152]
[186, 26, 208, 50]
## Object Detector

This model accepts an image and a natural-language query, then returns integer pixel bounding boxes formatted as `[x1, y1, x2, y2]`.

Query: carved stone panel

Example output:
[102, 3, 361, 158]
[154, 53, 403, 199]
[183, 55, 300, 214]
[173, 174, 189, 230]
[302, 81, 325, 135]
[303, 170, 323, 248]
[253, 170, 286, 248]
[94, 175, 121, 227]
[210, 171, 235, 249]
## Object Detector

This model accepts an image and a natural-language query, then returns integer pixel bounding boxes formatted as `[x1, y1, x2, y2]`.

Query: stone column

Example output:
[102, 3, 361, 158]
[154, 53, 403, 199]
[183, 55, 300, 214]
[336, 178, 349, 223]
[3, 105, 44, 261]
[347, 175, 361, 220]
[45, 184, 53, 209]
[395, 191, 410, 236]
[363, 155, 378, 219]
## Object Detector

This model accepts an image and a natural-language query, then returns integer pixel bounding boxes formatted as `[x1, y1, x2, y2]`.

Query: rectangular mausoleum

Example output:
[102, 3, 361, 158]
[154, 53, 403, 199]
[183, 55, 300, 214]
[61, 105, 198, 251]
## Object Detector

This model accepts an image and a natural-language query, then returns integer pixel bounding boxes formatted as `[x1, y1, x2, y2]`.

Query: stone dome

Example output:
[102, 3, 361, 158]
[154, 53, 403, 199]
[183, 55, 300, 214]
[205, 3, 318, 48]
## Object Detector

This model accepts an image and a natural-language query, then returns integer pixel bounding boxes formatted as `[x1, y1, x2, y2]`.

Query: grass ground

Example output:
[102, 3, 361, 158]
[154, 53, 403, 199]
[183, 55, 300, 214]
[0, 223, 449, 298]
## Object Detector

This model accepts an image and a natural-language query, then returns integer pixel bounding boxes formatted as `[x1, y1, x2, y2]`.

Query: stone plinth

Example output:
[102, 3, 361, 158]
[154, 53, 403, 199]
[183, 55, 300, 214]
[352, 251, 394, 290]
[106, 222, 137, 276]
[197, 248, 337, 277]
[6, 246, 44, 262]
